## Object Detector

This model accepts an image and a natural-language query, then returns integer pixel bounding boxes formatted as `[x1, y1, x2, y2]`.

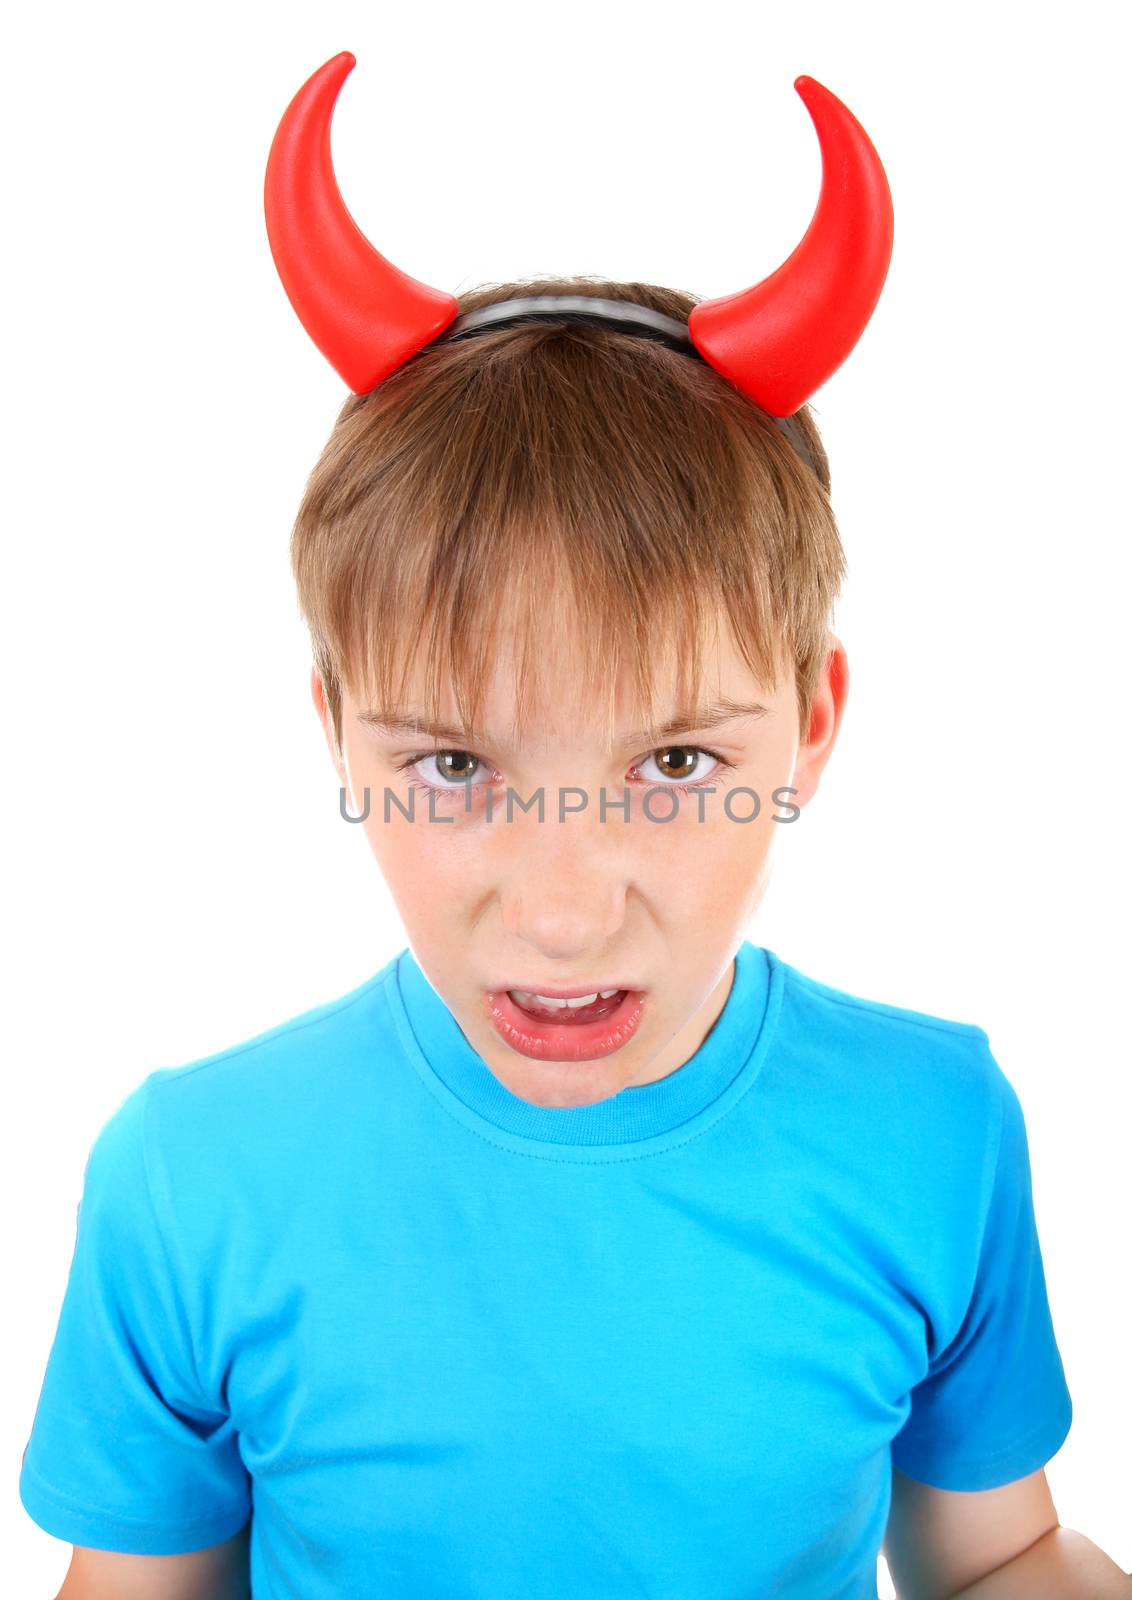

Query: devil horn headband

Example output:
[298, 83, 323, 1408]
[263, 51, 893, 419]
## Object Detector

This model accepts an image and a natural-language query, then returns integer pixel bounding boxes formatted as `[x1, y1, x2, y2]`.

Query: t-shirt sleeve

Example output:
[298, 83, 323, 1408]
[890, 1049, 1073, 1491]
[19, 1076, 252, 1554]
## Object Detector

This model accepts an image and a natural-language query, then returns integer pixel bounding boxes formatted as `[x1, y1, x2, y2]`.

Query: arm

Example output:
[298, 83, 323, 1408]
[20, 1082, 252, 1585]
[884, 1467, 1131, 1600]
[942, 1527, 1132, 1599]
[54, 1523, 251, 1600]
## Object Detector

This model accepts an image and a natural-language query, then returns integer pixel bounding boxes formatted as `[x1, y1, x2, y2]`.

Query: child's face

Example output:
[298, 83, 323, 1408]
[315, 617, 846, 1109]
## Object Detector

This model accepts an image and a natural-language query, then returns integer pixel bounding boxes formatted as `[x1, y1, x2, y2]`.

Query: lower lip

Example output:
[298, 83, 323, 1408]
[485, 988, 647, 1062]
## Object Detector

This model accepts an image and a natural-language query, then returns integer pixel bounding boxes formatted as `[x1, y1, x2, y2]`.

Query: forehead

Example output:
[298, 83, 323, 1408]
[355, 602, 781, 750]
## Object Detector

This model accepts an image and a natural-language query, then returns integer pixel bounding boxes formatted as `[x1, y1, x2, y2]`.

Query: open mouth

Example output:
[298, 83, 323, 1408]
[506, 988, 627, 1023]
[485, 987, 647, 1063]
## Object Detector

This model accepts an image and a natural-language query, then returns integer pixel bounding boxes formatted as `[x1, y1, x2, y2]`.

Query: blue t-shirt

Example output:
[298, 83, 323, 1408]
[20, 940, 1073, 1599]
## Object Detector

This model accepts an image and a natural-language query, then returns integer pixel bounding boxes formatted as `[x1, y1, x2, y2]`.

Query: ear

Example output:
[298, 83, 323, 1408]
[791, 636, 849, 808]
[310, 666, 346, 779]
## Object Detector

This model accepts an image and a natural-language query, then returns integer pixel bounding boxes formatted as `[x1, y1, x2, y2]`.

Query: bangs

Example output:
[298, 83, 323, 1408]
[289, 276, 844, 752]
[353, 537, 740, 759]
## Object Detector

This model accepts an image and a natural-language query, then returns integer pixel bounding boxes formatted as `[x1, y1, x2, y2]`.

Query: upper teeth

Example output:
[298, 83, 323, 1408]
[509, 988, 621, 1008]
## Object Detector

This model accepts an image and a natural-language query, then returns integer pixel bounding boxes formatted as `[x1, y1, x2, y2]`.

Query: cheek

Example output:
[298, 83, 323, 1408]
[360, 806, 482, 897]
[690, 811, 777, 881]
[631, 783, 782, 858]
[669, 813, 778, 931]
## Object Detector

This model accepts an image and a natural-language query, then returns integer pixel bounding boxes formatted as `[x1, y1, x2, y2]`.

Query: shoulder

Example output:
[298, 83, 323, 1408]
[148, 954, 398, 1098]
[759, 953, 1023, 1309]
[91, 954, 404, 1179]
[770, 949, 990, 1048]
[763, 948, 1012, 1141]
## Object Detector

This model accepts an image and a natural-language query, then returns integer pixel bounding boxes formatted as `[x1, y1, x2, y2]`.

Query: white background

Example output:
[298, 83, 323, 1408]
[5, 1, 1129, 1594]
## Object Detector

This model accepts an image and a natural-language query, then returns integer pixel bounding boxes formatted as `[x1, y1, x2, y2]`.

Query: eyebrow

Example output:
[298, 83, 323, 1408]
[356, 697, 770, 749]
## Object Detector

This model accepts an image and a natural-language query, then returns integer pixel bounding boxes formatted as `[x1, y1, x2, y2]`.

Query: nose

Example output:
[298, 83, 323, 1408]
[496, 804, 630, 957]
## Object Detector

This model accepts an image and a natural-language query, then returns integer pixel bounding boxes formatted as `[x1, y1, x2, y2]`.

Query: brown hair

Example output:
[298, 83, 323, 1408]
[288, 274, 845, 758]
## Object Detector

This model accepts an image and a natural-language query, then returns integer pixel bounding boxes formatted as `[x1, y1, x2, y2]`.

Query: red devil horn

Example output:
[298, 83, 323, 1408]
[263, 52, 458, 394]
[687, 77, 894, 418]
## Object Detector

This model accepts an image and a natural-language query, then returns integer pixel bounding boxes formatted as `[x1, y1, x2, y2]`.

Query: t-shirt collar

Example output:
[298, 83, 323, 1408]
[390, 937, 773, 1147]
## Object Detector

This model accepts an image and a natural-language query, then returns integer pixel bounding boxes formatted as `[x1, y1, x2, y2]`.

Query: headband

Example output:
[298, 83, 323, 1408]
[263, 53, 894, 480]
[437, 295, 822, 478]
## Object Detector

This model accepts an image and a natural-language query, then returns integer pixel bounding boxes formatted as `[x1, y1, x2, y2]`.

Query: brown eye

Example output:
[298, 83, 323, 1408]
[638, 745, 719, 786]
[655, 746, 698, 780]
[404, 750, 486, 787]
[435, 751, 479, 781]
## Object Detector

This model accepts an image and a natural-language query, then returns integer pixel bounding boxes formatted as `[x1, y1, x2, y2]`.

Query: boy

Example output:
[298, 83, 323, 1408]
[19, 51, 1130, 1600]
